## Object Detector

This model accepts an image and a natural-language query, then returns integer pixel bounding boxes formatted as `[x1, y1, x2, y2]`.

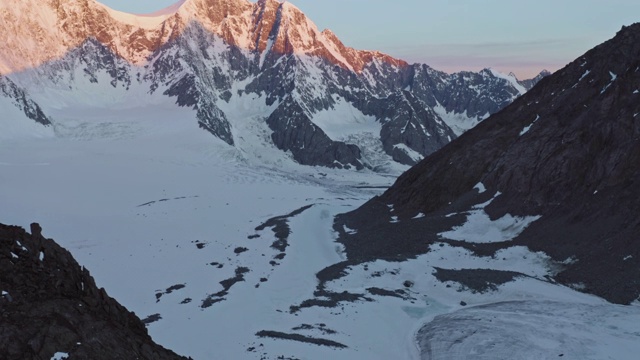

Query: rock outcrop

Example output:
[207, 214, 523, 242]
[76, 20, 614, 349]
[0, 75, 51, 127]
[0, 223, 188, 360]
[334, 24, 640, 304]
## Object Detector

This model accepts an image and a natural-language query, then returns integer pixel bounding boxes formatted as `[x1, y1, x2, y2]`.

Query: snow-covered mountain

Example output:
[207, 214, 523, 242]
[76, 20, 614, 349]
[327, 22, 640, 358]
[1, 17, 639, 360]
[0, 0, 545, 168]
[337, 23, 640, 305]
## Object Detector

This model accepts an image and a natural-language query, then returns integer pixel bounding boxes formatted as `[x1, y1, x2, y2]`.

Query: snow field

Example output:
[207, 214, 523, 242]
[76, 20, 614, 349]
[2, 125, 640, 359]
[1, 67, 639, 359]
[439, 190, 541, 244]
[0, 126, 392, 359]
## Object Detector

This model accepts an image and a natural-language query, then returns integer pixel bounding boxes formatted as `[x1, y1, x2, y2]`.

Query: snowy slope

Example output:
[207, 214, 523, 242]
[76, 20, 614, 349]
[1, 124, 639, 359]
[0, 75, 53, 140]
[1, 2, 633, 359]
[0, 96, 53, 140]
[1, 0, 545, 169]
[489, 68, 527, 96]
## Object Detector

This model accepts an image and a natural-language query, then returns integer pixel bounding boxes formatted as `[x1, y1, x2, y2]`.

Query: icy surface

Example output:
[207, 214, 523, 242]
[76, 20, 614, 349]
[2, 5, 635, 358]
[0, 120, 397, 359]
[1, 101, 638, 359]
[418, 300, 640, 360]
[310, 98, 379, 141]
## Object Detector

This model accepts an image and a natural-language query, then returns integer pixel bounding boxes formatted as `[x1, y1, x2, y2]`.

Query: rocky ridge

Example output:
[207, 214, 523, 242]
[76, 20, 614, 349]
[334, 24, 640, 304]
[0, 223, 188, 360]
[0, 75, 51, 127]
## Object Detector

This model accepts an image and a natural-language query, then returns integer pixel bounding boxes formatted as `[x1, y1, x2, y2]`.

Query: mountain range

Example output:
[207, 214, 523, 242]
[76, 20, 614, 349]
[2, 1, 640, 359]
[335, 23, 640, 306]
[0, 0, 547, 168]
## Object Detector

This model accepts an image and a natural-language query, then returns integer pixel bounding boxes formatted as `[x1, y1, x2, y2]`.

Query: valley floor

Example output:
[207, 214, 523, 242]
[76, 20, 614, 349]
[1, 126, 639, 359]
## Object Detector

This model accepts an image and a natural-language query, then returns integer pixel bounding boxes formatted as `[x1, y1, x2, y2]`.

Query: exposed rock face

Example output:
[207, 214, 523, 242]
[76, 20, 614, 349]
[0, 0, 547, 167]
[0, 223, 188, 360]
[377, 91, 457, 163]
[518, 69, 551, 90]
[0, 75, 51, 127]
[334, 24, 640, 304]
[266, 96, 364, 169]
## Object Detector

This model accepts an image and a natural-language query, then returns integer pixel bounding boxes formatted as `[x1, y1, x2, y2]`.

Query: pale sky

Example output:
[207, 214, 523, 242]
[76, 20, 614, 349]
[100, 0, 640, 79]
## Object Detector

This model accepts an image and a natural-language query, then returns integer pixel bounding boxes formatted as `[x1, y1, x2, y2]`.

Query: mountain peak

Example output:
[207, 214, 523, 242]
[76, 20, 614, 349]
[336, 21, 640, 304]
[0, 0, 413, 74]
[178, 0, 252, 20]
[1, 0, 546, 173]
[140, 0, 187, 16]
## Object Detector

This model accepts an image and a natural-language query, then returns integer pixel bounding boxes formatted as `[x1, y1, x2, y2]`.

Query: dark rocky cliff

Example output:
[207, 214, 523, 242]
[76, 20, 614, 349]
[0, 223, 188, 360]
[0, 75, 51, 127]
[334, 24, 640, 304]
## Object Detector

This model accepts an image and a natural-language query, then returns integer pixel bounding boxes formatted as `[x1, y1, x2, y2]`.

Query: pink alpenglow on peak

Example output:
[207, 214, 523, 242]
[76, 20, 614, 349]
[0, 0, 408, 75]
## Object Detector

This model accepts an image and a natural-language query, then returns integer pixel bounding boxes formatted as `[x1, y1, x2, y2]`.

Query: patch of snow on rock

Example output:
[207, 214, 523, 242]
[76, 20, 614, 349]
[440, 194, 540, 243]
[473, 182, 487, 194]
[439, 210, 541, 243]
[520, 115, 540, 136]
[51, 353, 69, 360]
[433, 102, 484, 136]
[393, 143, 424, 163]
[310, 98, 380, 141]
[343, 224, 357, 235]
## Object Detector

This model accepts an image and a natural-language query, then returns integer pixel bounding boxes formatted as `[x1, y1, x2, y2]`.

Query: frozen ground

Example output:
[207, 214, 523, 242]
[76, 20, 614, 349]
[1, 109, 639, 359]
[418, 300, 640, 360]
